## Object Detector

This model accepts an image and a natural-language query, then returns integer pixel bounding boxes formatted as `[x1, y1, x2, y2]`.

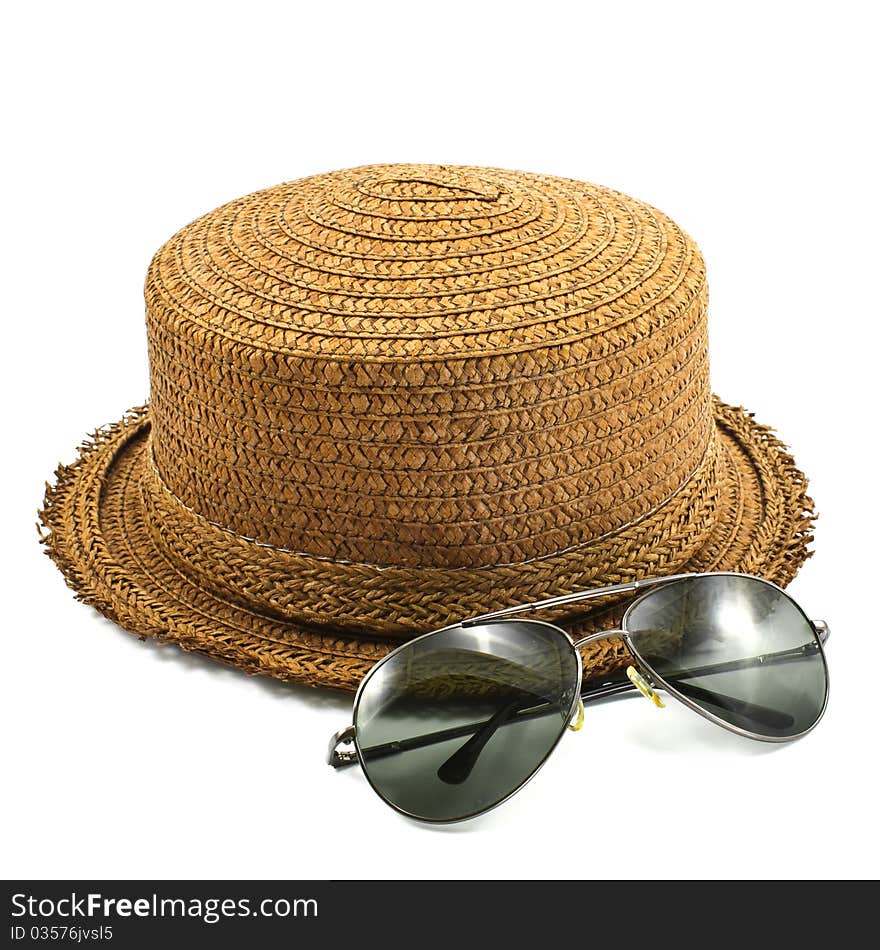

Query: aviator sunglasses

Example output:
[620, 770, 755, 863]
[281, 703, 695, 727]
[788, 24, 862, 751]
[329, 572, 830, 822]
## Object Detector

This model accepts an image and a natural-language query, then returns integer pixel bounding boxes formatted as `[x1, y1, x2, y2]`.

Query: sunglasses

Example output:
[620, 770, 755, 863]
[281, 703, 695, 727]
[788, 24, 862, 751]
[328, 572, 829, 823]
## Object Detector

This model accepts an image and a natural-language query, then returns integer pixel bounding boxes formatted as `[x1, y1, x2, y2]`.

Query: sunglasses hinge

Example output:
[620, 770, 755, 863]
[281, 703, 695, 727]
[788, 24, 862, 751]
[328, 726, 357, 768]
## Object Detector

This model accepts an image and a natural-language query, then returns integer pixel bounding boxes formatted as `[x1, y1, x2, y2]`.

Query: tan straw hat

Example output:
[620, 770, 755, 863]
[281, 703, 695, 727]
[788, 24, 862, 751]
[39, 164, 815, 690]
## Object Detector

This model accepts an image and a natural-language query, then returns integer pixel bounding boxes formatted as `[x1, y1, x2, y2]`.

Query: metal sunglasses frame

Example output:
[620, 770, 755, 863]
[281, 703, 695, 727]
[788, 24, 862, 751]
[328, 571, 830, 823]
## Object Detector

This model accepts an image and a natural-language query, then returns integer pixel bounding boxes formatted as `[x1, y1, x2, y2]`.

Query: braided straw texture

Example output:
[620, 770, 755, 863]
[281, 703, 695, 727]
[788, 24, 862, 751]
[38, 165, 815, 690]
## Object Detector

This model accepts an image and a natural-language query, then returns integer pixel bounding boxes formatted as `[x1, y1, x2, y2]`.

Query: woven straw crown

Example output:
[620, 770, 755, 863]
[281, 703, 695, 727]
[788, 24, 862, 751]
[40, 164, 814, 689]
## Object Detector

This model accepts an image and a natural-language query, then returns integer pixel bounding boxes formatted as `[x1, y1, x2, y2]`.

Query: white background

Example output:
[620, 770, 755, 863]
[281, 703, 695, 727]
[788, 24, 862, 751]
[3, 1, 877, 880]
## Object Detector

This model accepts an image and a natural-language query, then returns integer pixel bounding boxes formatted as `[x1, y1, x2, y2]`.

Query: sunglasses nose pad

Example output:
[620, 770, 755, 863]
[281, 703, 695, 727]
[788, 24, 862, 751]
[568, 698, 585, 732]
[626, 666, 666, 708]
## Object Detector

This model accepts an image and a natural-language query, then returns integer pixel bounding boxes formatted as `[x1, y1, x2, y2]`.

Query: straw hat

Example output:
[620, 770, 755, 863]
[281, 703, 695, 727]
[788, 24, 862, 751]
[39, 164, 814, 690]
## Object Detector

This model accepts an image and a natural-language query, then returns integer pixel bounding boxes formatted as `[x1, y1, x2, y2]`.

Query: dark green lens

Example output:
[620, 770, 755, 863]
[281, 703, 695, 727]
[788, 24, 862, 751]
[625, 574, 827, 739]
[353, 621, 579, 822]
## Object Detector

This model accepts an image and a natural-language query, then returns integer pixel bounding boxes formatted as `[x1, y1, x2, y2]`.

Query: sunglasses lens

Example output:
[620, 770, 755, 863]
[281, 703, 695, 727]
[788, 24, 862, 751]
[625, 575, 827, 739]
[353, 621, 579, 822]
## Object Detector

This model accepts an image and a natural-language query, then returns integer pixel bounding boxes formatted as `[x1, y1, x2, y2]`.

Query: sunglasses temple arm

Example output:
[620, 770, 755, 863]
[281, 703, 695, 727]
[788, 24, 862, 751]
[427, 647, 813, 777]
[326, 679, 641, 770]
[584, 640, 827, 730]
[649, 639, 825, 681]
[327, 674, 778, 771]
[435, 695, 532, 785]
[327, 636, 830, 769]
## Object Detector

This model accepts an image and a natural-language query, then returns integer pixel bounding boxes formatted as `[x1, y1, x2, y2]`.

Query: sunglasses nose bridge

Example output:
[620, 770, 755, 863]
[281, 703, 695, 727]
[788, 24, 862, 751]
[572, 630, 665, 710]
[573, 628, 627, 650]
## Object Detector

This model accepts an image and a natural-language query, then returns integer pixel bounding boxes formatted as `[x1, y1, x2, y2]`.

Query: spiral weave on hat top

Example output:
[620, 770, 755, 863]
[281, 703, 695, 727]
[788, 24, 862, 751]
[39, 165, 815, 689]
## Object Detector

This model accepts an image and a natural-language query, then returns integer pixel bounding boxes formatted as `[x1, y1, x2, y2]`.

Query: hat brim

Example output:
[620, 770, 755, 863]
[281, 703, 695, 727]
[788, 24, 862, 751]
[39, 398, 814, 691]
